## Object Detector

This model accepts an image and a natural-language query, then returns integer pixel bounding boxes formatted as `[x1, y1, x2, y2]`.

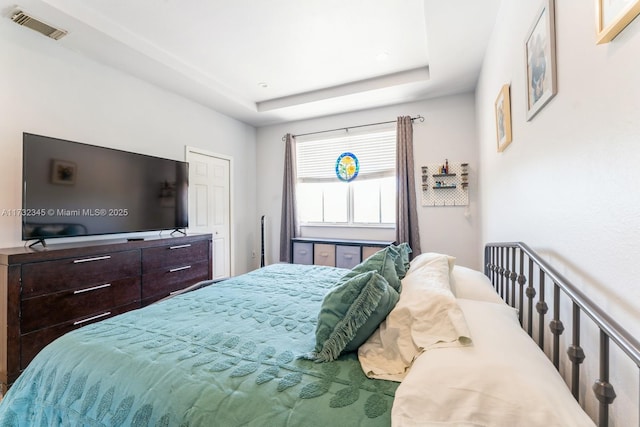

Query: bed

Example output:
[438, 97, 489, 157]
[0, 242, 637, 426]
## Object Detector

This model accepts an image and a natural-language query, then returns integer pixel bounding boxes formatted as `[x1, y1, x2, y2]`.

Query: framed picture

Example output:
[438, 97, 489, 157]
[596, 0, 640, 44]
[51, 159, 77, 185]
[524, 0, 557, 121]
[495, 84, 512, 152]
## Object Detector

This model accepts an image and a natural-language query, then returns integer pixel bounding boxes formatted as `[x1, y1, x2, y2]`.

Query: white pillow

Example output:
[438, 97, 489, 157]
[392, 298, 596, 427]
[451, 265, 505, 304]
[357, 255, 471, 382]
[407, 252, 456, 276]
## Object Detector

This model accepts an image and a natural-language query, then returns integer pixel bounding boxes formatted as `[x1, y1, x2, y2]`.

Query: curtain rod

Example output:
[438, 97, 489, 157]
[281, 115, 424, 141]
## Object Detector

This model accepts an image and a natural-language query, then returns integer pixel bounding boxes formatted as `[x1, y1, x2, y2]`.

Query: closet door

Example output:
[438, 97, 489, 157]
[187, 148, 231, 279]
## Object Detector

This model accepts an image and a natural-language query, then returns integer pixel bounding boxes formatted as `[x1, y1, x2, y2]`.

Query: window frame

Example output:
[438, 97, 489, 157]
[295, 127, 396, 228]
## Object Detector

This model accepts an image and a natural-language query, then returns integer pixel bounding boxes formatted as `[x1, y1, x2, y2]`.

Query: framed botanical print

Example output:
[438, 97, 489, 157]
[495, 84, 512, 152]
[596, 0, 640, 43]
[524, 0, 557, 121]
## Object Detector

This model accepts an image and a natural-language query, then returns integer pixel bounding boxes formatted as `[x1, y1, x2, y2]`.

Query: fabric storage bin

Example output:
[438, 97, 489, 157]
[292, 242, 313, 265]
[313, 243, 335, 266]
[336, 245, 361, 269]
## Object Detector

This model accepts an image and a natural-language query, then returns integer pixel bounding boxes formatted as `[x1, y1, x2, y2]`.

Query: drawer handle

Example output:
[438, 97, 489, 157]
[169, 265, 191, 273]
[344, 254, 353, 259]
[169, 244, 192, 250]
[73, 255, 111, 264]
[320, 252, 328, 257]
[74, 311, 111, 326]
[298, 250, 307, 255]
[74, 283, 111, 294]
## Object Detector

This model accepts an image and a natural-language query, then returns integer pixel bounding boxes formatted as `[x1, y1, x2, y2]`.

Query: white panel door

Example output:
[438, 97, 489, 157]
[186, 149, 231, 280]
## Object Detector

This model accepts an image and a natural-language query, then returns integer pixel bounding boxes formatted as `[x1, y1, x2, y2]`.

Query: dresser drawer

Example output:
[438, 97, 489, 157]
[21, 250, 141, 298]
[20, 301, 139, 370]
[336, 245, 361, 269]
[292, 242, 313, 265]
[142, 240, 209, 273]
[142, 260, 209, 303]
[0, 234, 212, 390]
[21, 276, 141, 334]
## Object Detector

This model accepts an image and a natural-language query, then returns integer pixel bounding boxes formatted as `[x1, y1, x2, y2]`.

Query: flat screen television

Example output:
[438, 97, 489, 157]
[22, 133, 188, 245]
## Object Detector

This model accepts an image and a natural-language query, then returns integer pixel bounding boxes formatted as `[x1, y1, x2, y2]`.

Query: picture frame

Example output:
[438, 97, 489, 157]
[495, 84, 512, 152]
[596, 0, 640, 44]
[524, 0, 557, 121]
[51, 159, 77, 185]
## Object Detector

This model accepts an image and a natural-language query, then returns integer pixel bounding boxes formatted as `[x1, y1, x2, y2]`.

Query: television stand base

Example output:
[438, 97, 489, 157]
[170, 228, 187, 236]
[27, 239, 47, 249]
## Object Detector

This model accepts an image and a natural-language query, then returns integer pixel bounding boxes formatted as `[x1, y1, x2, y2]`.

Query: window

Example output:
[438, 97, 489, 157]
[296, 128, 396, 226]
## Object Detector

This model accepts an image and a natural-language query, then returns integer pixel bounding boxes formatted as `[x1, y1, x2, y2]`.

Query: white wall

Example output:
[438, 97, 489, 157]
[476, 1, 640, 424]
[0, 19, 258, 274]
[256, 93, 480, 268]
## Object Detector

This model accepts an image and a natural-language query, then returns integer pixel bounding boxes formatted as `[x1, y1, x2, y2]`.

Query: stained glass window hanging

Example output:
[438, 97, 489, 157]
[335, 152, 359, 182]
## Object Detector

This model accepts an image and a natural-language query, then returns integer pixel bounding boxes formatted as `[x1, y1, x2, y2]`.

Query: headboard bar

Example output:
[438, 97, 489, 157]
[485, 242, 640, 365]
[485, 242, 640, 427]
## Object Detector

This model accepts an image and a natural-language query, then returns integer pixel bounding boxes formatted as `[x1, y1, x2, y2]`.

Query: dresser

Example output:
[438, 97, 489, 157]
[291, 238, 393, 269]
[0, 233, 212, 392]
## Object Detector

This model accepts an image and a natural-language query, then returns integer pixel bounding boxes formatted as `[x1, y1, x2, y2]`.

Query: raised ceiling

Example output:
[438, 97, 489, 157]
[1, 0, 502, 126]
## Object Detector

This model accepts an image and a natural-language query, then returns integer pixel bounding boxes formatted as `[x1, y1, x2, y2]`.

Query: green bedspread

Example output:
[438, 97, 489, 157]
[0, 264, 397, 426]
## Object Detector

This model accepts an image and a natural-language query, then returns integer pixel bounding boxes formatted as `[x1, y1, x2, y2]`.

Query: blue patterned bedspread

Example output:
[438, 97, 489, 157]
[0, 264, 397, 426]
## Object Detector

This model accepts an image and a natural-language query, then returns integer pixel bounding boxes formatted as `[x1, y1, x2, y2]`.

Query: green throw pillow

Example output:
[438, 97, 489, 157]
[338, 246, 402, 292]
[311, 270, 399, 362]
[391, 243, 412, 279]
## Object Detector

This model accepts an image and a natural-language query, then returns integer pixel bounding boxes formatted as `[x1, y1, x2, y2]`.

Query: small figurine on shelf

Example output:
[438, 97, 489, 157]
[445, 159, 449, 174]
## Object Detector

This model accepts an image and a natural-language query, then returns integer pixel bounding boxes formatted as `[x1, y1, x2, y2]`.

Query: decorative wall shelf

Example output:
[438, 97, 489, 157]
[421, 162, 469, 207]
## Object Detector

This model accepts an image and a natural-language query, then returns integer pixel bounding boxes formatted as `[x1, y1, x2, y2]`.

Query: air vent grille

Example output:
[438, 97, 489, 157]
[10, 10, 68, 40]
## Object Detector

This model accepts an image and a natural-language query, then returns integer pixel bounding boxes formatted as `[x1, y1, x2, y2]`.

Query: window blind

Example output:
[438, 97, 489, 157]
[296, 129, 396, 183]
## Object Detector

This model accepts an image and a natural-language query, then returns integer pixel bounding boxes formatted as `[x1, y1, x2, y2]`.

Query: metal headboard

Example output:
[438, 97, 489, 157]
[484, 242, 640, 427]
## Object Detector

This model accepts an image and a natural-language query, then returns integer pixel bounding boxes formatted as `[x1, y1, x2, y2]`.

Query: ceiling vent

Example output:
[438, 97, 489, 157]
[10, 10, 68, 40]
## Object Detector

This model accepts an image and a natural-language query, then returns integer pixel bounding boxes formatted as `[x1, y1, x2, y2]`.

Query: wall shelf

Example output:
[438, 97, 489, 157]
[421, 162, 469, 207]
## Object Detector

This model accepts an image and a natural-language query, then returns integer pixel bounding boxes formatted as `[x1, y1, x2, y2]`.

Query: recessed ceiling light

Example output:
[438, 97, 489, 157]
[258, 82, 268, 88]
[376, 51, 390, 61]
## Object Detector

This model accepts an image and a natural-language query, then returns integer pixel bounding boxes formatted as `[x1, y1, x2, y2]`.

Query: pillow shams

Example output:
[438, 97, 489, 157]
[451, 265, 505, 304]
[407, 251, 456, 276]
[358, 255, 471, 381]
[392, 299, 596, 427]
[339, 246, 402, 291]
[309, 270, 399, 362]
[390, 243, 412, 279]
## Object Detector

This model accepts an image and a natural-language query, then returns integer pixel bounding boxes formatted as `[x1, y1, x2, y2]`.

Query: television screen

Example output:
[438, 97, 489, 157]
[22, 133, 188, 242]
